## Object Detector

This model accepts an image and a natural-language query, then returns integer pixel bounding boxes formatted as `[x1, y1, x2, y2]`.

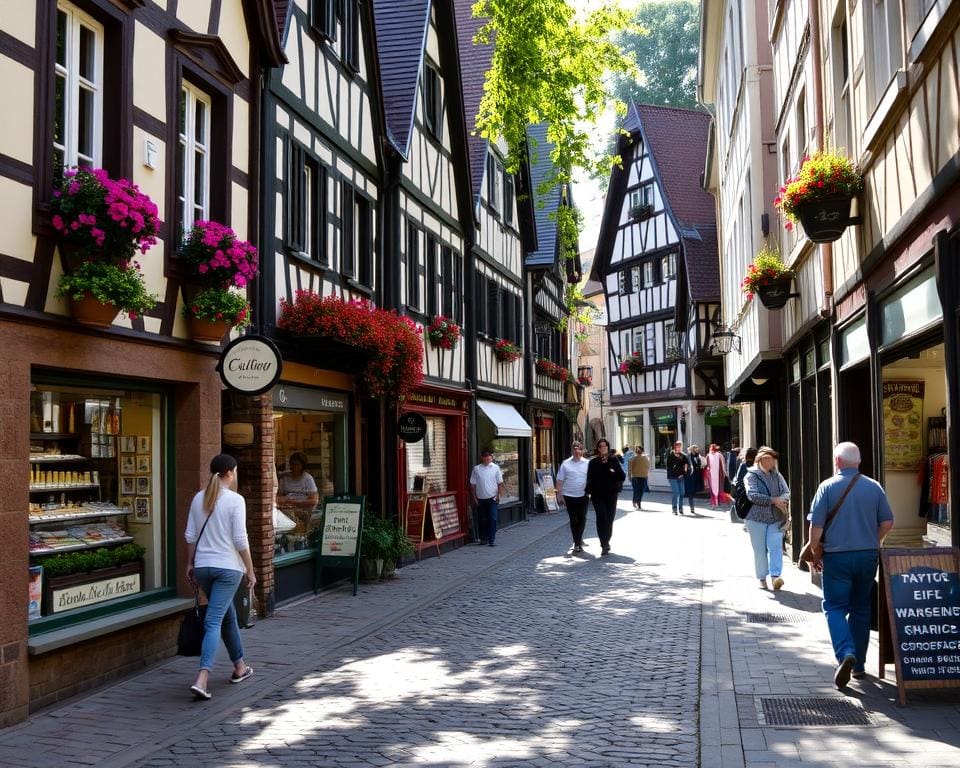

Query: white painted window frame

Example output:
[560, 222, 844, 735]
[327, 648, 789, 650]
[55, 2, 104, 169]
[179, 81, 212, 233]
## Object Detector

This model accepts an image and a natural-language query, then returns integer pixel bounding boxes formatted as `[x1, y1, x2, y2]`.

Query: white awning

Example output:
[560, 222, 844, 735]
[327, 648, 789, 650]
[476, 399, 533, 438]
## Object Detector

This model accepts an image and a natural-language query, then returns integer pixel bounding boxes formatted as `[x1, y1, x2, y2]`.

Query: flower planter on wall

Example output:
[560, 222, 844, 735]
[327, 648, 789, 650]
[794, 195, 854, 243]
[70, 293, 120, 327]
[755, 276, 794, 309]
[189, 317, 231, 343]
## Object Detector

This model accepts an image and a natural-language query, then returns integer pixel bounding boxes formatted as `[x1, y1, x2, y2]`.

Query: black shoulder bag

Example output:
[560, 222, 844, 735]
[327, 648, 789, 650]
[798, 474, 861, 564]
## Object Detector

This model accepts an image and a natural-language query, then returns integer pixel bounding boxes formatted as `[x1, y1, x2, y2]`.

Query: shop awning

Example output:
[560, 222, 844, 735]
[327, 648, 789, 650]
[477, 399, 533, 438]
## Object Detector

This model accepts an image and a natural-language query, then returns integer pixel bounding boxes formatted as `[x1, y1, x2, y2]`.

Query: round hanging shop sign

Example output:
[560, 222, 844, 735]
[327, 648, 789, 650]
[397, 412, 427, 443]
[217, 335, 283, 396]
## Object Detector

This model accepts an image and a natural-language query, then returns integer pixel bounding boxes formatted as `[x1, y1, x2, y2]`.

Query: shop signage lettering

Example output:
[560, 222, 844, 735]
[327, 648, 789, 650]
[320, 500, 362, 558]
[881, 548, 960, 705]
[272, 384, 347, 412]
[53, 573, 141, 613]
[408, 392, 459, 408]
[397, 412, 427, 443]
[218, 336, 283, 396]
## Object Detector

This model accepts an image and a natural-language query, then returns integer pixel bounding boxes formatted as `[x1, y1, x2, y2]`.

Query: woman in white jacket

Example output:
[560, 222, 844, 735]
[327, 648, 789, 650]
[185, 454, 257, 700]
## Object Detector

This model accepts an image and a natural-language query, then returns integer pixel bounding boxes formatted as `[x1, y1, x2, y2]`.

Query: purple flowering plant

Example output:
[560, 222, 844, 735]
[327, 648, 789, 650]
[50, 168, 160, 261]
[179, 220, 259, 289]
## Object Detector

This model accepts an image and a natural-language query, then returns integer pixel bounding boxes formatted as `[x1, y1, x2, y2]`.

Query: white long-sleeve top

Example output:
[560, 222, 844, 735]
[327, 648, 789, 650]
[184, 487, 249, 572]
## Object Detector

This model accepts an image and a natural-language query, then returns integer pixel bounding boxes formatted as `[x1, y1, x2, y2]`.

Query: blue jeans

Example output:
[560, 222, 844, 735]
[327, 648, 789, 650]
[821, 550, 878, 668]
[631, 477, 648, 506]
[668, 478, 684, 511]
[744, 519, 783, 579]
[194, 567, 244, 672]
[477, 497, 499, 544]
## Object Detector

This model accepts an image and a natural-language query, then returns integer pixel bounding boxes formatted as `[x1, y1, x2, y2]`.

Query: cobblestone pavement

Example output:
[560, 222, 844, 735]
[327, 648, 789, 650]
[137, 499, 702, 767]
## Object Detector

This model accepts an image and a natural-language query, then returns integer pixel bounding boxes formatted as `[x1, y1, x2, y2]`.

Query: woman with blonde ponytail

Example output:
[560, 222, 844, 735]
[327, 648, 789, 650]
[184, 454, 256, 700]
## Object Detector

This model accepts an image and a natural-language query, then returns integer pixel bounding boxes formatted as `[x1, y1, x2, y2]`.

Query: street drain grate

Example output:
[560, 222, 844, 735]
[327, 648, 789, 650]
[757, 697, 874, 726]
[744, 612, 809, 623]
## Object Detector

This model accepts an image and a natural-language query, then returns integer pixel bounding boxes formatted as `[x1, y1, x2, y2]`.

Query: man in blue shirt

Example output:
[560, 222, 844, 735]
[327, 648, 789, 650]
[807, 442, 894, 689]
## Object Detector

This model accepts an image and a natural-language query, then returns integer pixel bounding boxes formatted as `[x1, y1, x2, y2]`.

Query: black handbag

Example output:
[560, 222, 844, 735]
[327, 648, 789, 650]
[177, 588, 207, 656]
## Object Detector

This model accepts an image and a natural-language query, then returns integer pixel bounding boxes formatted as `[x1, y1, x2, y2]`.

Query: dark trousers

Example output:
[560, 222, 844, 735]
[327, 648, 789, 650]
[565, 495, 588, 545]
[476, 497, 499, 544]
[592, 495, 617, 548]
[631, 477, 648, 506]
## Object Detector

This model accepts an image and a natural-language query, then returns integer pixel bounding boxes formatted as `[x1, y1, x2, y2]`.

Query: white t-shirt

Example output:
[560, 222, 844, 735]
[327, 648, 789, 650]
[184, 487, 249, 572]
[279, 470, 318, 499]
[556, 456, 589, 497]
[470, 462, 503, 499]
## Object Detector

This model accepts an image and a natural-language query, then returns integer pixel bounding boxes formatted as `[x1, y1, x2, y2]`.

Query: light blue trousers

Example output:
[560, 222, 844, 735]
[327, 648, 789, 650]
[744, 519, 783, 579]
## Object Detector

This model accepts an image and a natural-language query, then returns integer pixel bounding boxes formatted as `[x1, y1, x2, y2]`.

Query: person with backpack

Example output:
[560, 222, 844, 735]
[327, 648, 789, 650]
[743, 446, 790, 590]
[731, 447, 757, 524]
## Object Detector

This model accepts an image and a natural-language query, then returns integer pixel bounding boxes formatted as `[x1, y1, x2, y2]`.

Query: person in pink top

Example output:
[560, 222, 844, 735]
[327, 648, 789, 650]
[706, 443, 727, 507]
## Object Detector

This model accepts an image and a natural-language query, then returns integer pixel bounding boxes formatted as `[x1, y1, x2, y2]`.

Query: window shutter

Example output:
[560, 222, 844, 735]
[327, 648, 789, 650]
[426, 236, 437, 315]
[486, 279, 499, 338]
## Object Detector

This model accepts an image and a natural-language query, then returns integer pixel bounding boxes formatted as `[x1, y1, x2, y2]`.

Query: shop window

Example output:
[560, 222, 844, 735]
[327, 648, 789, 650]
[54, 2, 104, 172]
[273, 403, 347, 556]
[29, 381, 167, 624]
[652, 409, 677, 469]
[880, 268, 941, 346]
[406, 416, 448, 493]
[178, 81, 212, 234]
[477, 415, 521, 503]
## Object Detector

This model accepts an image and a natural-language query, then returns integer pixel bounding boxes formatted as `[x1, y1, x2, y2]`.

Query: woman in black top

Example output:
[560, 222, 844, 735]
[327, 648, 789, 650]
[586, 438, 626, 555]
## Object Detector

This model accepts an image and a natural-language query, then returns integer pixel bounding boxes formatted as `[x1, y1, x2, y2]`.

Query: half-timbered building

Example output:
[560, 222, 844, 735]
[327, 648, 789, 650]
[0, 0, 282, 723]
[247, 0, 387, 604]
[455, 0, 536, 527]
[374, 0, 475, 553]
[590, 104, 721, 483]
[525, 124, 579, 487]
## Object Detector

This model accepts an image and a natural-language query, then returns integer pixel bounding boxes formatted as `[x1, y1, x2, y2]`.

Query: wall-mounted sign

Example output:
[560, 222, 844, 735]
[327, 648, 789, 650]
[398, 412, 427, 443]
[52, 572, 141, 613]
[217, 335, 283, 396]
[882, 381, 924, 470]
[222, 422, 255, 447]
[272, 383, 348, 412]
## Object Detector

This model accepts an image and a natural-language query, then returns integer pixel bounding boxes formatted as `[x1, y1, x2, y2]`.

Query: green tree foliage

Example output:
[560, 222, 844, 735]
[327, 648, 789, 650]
[472, 0, 635, 184]
[609, 0, 700, 110]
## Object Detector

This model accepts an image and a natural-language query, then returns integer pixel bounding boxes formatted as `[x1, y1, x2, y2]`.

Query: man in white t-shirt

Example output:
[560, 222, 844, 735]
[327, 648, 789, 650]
[556, 441, 590, 553]
[470, 450, 506, 546]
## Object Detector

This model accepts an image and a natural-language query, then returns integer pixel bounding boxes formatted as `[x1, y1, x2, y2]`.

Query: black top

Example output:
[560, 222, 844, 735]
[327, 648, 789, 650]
[666, 451, 690, 479]
[586, 456, 625, 499]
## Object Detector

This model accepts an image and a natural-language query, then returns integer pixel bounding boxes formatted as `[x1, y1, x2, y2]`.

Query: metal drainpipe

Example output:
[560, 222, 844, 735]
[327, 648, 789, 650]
[809, 0, 832, 318]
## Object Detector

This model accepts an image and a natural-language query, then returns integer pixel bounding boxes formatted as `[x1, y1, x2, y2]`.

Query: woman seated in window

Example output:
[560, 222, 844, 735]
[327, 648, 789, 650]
[276, 452, 319, 517]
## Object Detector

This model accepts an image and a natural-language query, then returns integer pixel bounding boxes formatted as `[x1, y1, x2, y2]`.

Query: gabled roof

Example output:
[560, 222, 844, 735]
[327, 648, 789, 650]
[525, 123, 562, 268]
[453, 0, 491, 198]
[634, 103, 715, 232]
[272, 0, 290, 43]
[372, 0, 432, 157]
[683, 225, 720, 302]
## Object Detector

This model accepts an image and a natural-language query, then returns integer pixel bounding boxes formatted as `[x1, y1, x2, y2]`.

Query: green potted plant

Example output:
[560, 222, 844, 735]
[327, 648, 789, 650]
[381, 520, 414, 579]
[183, 288, 252, 343]
[359, 515, 392, 582]
[741, 246, 795, 309]
[774, 149, 863, 243]
[56, 260, 157, 326]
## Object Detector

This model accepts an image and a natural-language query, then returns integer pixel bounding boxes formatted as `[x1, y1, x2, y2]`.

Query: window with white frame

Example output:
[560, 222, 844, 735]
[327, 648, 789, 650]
[644, 325, 656, 365]
[643, 260, 654, 286]
[864, 0, 903, 111]
[663, 253, 677, 280]
[54, 3, 104, 171]
[905, 0, 938, 43]
[833, 17, 852, 154]
[795, 89, 807, 161]
[178, 82, 212, 234]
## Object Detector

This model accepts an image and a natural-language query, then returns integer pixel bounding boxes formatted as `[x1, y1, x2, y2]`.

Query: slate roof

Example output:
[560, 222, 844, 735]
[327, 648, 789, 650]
[525, 123, 562, 268]
[453, 0, 492, 198]
[372, 0, 432, 157]
[634, 103, 715, 232]
[682, 225, 720, 302]
[273, 0, 290, 42]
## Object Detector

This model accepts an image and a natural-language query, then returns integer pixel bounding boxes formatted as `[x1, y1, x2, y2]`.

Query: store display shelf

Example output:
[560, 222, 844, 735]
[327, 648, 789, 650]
[30, 454, 87, 463]
[30, 433, 79, 441]
[29, 483, 99, 493]
[29, 508, 130, 524]
[30, 536, 134, 556]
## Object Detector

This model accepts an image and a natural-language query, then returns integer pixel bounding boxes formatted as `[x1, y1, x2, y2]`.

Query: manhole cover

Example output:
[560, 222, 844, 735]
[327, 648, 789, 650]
[744, 612, 809, 623]
[758, 697, 874, 726]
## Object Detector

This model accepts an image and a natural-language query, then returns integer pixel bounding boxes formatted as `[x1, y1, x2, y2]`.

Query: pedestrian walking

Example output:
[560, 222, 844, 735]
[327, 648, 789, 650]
[629, 445, 650, 510]
[621, 445, 636, 479]
[806, 442, 894, 688]
[586, 438, 625, 555]
[729, 447, 757, 523]
[684, 445, 704, 514]
[556, 441, 590, 553]
[470, 450, 506, 546]
[665, 441, 690, 515]
[184, 453, 256, 701]
[743, 446, 790, 590]
[706, 443, 727, 507]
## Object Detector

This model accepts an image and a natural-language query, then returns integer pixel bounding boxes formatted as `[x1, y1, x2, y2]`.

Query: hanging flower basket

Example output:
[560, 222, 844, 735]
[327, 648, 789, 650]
[57, 260, 157, 325]
[741, 246, 794, 309]
[183, 287, 251, 343]
[494, 339, 522, 363]
[427, 315, 461, 350]
[774, 149, 863, 243]
[629, 203, 653, 222]
[577, 374, 592, 386]
[277, 291, 423, 400]
[536, 358, 570, 382]
[618, 351, 644, 376]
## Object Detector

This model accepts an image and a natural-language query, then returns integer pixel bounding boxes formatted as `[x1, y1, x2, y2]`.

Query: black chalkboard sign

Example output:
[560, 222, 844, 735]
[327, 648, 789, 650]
[881, 547, 960, 705]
